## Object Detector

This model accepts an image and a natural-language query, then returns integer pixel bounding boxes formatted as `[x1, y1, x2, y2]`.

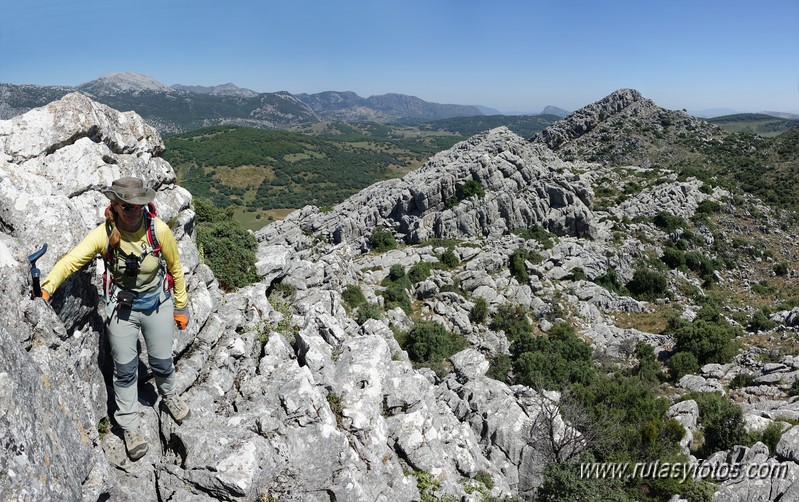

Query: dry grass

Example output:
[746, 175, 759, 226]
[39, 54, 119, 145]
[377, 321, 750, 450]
[612, 303, 680, 334]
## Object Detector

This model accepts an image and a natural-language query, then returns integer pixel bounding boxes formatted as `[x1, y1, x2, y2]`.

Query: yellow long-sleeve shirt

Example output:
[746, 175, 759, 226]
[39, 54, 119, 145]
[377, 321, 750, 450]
[42, 218, 187, 309]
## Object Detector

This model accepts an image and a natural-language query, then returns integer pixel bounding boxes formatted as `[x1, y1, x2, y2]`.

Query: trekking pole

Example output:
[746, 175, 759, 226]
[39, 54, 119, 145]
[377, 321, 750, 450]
[27, 244, 48, 299]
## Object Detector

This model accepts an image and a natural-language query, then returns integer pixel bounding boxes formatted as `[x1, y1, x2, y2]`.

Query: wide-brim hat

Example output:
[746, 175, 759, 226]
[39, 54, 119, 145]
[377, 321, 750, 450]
[102, 177, 155, 205]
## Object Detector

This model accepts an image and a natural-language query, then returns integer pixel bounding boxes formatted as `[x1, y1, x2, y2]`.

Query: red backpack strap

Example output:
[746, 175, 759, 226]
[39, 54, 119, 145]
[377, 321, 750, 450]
[144, 202, 161, 255]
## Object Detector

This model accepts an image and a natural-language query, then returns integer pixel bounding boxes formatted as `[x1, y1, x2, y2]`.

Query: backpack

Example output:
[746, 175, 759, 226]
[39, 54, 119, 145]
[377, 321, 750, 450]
[102, 202, 174, 299]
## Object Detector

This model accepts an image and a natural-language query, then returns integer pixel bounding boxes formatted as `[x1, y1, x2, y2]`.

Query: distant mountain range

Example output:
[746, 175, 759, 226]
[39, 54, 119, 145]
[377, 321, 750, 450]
[0, 72, 570, 133]
[3, 72, 796, 133]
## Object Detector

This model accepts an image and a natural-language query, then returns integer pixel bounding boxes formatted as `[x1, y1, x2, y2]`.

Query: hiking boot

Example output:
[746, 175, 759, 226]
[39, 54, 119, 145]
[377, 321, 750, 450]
[162, 392, 190, 423]
[123, 428, 148, 461]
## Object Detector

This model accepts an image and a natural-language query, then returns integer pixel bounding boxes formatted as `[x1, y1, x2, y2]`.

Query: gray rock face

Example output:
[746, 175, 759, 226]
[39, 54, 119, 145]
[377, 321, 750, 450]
[535, 89, 647, 150]
[255, 126, 599, 248]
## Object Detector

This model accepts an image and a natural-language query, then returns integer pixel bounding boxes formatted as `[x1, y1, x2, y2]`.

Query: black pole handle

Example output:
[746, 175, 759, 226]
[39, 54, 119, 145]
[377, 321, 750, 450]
[27, 244, 48, 299]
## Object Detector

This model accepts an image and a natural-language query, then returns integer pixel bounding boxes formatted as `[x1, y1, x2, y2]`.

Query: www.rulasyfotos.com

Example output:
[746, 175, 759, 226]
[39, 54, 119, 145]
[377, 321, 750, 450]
[580, 460, 790, 484]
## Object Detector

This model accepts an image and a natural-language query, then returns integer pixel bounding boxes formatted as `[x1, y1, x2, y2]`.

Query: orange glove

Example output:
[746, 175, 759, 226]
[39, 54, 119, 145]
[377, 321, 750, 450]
[174, 307, 189, 330]
[41, 289, 51, 302]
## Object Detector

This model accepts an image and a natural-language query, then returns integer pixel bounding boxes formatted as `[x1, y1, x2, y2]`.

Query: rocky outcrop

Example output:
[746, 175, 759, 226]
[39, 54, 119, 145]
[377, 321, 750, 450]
[535, 89, 647, 150]
[532, 88, 719, 167]
[1, 93, 589, 501]
[256, 126, 599, 249]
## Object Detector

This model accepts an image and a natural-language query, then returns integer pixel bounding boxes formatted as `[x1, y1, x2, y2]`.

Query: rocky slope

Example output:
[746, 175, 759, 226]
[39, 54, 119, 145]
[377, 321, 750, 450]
[4, 90, 799, 502]
[0, 94, 579, 500]
[533, 88, 719, 167]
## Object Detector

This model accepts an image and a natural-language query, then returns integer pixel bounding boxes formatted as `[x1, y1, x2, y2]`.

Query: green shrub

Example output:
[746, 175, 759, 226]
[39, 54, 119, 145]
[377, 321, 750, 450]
[774, 262, 789, 276]
[749, 309, 777, 332]
[729, 373, 756, 389]
[458, 179, 485, 199]
[197, 220, 258, 290]
[342, 284, 367, 310]
[486, 353, 512, 383]
[514, 225, 555, 249]
[653, 211, 687, 232]
[570, 267, 587, 281]
[695, 199, 721, 214]
[760, 422, 784, 452]
[626, 269, 669, 301]
[674, 314, 739, 365]
[538, 460, 633, 502]
[508, 247, 542, 283]
[691, 392, 747, 454]
[403, 320, 466, 368]
[473, 470, 494, 490]
[194, 197, 234, 223]
[667, 351, 699, 380]
[382, 282, 411, 314]
[632, 342, 661, 384]
[388, 264, 406, 282]
[470, 297, 488, 324]
[371, 227, 398, 252]
[661, 247, 686, 269]
[684, 251, 716, 282]
[408, 261, 432, 283]
[491, 303, 532, 341]
[594, 267, 626, 295]
[511, 323, 595, 389]
[356, 302, 381, 325]
[439, 248, 460, 268]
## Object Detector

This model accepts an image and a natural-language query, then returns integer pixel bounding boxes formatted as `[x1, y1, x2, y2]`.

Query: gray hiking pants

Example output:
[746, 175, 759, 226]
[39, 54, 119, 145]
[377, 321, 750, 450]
[105, 293, 175, 431]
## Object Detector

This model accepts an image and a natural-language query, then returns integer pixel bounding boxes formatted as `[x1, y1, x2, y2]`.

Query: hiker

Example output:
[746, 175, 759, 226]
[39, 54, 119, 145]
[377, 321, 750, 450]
[37, 177, 190, 461]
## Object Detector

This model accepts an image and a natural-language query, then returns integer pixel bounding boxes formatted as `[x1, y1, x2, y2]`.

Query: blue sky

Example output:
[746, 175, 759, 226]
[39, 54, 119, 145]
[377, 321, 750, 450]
[2, 0, 798, 114]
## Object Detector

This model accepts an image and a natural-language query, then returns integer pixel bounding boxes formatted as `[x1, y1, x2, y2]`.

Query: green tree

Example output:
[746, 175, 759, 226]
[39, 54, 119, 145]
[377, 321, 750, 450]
[667, 351, 699, 380]
[626, 269, 669, 301]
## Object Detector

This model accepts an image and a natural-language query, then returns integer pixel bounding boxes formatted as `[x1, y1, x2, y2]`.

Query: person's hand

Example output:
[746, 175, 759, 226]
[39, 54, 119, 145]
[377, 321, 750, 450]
[174, 307, 189, 330]
[36, 288, 51, 302]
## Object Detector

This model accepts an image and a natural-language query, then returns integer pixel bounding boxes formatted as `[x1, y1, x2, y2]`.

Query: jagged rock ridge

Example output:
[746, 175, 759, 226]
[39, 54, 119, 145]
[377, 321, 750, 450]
[256, 126, 598, 250]
[533, 88, 719, 167]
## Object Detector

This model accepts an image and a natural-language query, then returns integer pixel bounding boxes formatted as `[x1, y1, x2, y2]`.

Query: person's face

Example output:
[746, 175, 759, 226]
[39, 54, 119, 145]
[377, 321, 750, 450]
[115, 202, 144, 225]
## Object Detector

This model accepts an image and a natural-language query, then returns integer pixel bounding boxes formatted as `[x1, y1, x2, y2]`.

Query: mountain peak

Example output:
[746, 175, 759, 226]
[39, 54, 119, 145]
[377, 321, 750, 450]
[540, 105, 570, 117]
[78, 72, 174, 95]
[533, 88, 715, 166]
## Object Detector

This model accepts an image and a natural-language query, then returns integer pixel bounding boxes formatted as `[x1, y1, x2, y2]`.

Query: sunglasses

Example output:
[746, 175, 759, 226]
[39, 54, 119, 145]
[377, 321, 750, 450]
[118, 203, 142, 211]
